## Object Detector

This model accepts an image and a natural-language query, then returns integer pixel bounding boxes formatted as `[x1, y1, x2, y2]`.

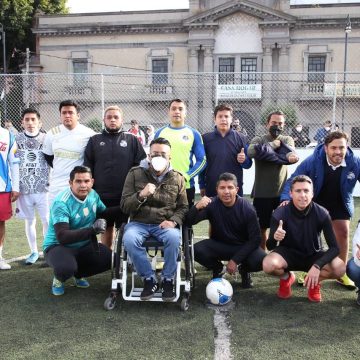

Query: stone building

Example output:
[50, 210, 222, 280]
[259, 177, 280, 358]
[30, 0, 360, 141]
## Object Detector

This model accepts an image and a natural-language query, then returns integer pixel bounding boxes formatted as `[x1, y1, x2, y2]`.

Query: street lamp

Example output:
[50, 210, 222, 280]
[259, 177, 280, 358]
[341, 15, 351, 130]
[0, 23, 6, 73]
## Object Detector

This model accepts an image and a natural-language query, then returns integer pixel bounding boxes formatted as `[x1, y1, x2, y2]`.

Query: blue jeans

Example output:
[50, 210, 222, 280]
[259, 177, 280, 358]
[123, 222, 180, 281]
[346, 257, 360, 288]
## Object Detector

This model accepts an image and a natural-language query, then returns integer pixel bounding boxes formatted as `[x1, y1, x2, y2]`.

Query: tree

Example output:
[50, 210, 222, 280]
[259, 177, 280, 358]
[0, 0, 68, 72]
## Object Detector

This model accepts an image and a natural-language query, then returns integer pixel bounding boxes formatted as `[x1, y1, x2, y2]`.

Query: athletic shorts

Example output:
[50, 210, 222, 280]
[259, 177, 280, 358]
[253, 197, 280, 229]
[327, 206, 350, 221]
[15, 193, 49, 220]
[272, 246, 327, 271]
[0, 192, 12, 221]
[101, 198, 127, 227]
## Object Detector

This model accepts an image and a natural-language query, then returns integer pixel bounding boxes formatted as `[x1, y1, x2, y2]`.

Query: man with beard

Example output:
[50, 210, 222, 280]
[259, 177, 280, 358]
[84, 105, 146, 248]
[280, 131, 360, 289]
[247, 111, 299, 250]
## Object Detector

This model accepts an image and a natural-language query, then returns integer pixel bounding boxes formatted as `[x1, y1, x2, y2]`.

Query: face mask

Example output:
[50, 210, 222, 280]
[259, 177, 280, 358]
[295, 126, 302, 132]
[151, 156, 168, 172]
[324, 126, 331, 131]
[269, 125, 283, 138]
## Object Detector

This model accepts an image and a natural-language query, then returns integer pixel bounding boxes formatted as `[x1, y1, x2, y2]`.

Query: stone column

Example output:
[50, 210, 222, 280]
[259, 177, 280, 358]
[187, 47, 199, 128]
[262, 45, 272, 73]
[262, 45, 273, 107]
[278, 44, 290, 105]
[203, 46, 214, 72]
[201, 46, 214, 130]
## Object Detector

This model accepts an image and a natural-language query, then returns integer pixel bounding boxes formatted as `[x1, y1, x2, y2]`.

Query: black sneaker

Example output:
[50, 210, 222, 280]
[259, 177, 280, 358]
[140, 279, 159, 301]
[212, 265, 226, 279]
[241, 271, 254, 289]
[356, 290, 360, 306]
[162, 279, 176, 302]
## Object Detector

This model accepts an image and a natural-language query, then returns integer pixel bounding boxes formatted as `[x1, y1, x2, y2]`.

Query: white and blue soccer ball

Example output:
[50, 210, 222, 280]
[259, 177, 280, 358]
[206, 278, 233, 305]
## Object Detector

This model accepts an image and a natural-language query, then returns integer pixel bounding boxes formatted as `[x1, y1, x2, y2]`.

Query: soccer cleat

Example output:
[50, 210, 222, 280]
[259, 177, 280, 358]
[0, 258, 11, 270]
[52, 277, 65, 296]
[74, 277, 90, 288]
[356, 290, 360, 306]
[277, 272, 296, 299]
[336, 274, 356, 290]
[140, 278, 159, 301]
[25, 252, 39, 265]
[240, 271, 254, 289]
[162, 279, 176, 302]
[308, 283, 322, 302]
[297, 272, 307, 286]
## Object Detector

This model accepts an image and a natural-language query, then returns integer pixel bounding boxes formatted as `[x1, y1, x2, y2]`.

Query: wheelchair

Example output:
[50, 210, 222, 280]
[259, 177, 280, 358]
[103, 223, 196, 311]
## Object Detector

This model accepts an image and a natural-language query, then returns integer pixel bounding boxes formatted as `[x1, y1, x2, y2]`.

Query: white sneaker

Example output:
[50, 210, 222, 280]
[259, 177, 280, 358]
[0, 258, 11, 270]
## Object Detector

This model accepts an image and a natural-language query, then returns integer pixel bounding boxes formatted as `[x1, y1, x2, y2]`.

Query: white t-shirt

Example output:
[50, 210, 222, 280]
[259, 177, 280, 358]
[42, 123, 95, 197]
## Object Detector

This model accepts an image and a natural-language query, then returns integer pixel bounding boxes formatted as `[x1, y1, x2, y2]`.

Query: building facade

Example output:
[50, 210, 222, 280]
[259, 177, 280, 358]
[29, 0, 360, 142]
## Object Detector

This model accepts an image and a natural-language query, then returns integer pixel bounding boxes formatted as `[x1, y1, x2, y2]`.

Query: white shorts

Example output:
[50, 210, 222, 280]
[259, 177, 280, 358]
[16, 193, 49, 220]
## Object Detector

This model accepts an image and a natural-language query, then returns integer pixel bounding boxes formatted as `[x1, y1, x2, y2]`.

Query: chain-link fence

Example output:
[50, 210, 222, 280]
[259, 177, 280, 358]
[1, 71, 360, 146]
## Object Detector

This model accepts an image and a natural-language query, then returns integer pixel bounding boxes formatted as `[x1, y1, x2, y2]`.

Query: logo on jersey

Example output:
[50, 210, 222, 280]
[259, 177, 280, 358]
[100, 142, 105, 146]
[0, 141, 8, 151]
[347, 172, 355, 180]
[27, 152, 37, 162]
[182, 135, 190, 142]
[120, 140, 127, 147]
[83, 207, 89, 217]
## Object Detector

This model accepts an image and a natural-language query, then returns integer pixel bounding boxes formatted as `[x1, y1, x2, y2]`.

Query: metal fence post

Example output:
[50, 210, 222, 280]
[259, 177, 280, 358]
[101, 74, 105, 119]
[332, 72, 338, 126]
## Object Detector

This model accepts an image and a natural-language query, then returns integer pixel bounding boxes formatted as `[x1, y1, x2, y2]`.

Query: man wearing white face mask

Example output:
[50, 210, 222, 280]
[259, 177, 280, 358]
[121, 137, 188, 301]
[314, 120, 332, 145]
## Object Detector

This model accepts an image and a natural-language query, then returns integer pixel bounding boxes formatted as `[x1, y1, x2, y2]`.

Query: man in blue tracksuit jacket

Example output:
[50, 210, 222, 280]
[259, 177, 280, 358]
[280, 130, 360, 289]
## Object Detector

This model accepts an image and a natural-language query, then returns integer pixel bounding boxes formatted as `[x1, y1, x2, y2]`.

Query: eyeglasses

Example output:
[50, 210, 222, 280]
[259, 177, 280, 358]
[149, 152, 167, 158]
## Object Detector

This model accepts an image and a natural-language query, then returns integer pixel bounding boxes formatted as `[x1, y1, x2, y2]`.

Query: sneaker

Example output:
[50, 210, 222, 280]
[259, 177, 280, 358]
[140, 278, 159, 301]
[308, 283, 322, 302]
[212, 265, 226, 279]
[0, 258, 11, 270]
[162, 279, 176, 302]
[74, 277, 90, 288]
[52, 277, 65, 296]
[336, 274, 356, 290]
[25, 252, 39, 265]
[356, 290, 360, 306]
[277, 272, 296, 299]
[241, 271, 254, 289]
[297, 272, 307, 286]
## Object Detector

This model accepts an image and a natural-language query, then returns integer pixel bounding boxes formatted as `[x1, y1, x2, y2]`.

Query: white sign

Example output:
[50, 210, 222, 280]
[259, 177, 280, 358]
[324, 83, 360, 97]
[217, 84, 262, 99]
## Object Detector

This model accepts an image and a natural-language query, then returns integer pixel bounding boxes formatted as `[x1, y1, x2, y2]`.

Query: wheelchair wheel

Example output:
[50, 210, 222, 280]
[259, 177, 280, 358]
[104, 295, 117, 311]
[180, 297, 189, 311]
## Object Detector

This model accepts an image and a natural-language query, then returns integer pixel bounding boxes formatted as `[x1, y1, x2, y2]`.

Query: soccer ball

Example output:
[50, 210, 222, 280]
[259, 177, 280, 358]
[206, 278, 233, 305]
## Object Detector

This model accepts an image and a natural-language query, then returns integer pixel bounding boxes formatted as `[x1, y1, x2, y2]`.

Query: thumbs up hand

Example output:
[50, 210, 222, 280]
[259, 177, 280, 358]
[237, 148, 246, 164]
[274, 220, 286, 242]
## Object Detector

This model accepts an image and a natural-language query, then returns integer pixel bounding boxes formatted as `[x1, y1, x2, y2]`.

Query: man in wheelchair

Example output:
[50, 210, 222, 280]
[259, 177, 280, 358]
[120, 137, 188, 301]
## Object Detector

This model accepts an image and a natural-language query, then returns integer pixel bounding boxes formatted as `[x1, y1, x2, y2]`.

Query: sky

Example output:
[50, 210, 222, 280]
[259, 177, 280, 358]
[67, 0, 189, 13]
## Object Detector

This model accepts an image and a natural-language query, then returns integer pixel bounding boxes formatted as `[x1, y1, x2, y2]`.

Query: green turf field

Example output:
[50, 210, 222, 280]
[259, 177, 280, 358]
[1, 199, 360, 359]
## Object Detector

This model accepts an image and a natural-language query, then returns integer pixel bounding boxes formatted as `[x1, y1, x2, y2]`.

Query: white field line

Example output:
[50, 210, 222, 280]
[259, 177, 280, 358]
[212, 304, 234, 360]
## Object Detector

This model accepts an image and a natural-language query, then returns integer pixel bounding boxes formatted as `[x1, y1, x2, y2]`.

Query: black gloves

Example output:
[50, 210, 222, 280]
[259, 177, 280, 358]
[92, 219, 107, 234]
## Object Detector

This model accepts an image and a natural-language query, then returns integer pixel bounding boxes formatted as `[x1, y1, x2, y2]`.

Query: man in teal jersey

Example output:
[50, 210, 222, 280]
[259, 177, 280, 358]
[43, 166, 112, 296]
[155, 99, 206, 206]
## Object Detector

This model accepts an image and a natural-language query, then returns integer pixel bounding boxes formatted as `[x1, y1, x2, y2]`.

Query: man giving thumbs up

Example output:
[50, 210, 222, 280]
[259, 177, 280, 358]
[262, 175, 345, 302]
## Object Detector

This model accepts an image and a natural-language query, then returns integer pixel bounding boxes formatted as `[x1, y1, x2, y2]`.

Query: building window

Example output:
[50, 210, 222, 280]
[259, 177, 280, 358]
[308, 56, 326, 83]
[152, 59, 168, 85]
[241, 58, 257, 84]
[219, 57, 235, 84]
[72, 59, 88, 87]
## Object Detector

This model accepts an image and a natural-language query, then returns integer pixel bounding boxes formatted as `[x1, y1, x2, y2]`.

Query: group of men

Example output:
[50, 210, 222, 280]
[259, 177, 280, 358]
[1, 98, 360, 305]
